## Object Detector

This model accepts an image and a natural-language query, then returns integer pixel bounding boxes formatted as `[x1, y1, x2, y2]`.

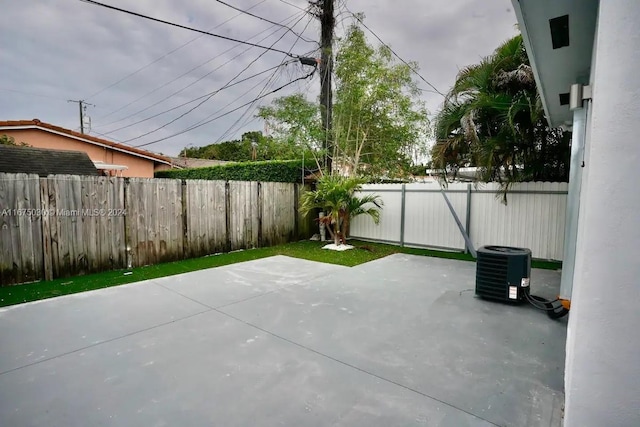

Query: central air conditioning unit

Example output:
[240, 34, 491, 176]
[475, 246, 531, 303]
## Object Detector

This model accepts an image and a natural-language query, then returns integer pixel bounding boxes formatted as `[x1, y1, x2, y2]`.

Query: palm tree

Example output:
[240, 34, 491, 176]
[432, 35, 570, 200]
[299, 175, 383, 245]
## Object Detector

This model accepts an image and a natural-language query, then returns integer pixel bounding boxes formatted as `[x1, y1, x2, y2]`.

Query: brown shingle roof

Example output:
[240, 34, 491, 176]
[0, 145, 99, 177]
[0, 119, 171, 165]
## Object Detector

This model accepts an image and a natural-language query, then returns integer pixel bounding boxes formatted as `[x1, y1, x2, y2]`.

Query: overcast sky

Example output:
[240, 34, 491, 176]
[0, 0, 518, 157]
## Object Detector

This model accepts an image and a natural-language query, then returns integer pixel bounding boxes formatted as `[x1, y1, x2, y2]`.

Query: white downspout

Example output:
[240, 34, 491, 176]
[559, 91, 589, 301]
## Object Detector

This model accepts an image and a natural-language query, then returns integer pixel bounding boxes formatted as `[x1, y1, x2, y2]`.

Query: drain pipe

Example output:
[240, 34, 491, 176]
[440, 187, 477, 258]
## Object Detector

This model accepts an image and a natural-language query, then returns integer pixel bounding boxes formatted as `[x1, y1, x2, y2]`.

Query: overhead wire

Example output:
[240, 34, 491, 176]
[96, 11, 307, 132]
[344, 6, 446, 97]
[222, 46, 319, 142]
[120, 59, 293, 143]
[83, 0, 268, 102]
[134, 66, 317, 148]
[101, 63, 289, 136]
[79, 0, 303, 58]
[0, 88, 69, 102]
[213, 0, 316, 43]
[275, 0, 310, 14]
[212, 70, 283, 144]
[121, 12, 312, 143]
[235, 48, 318, 139]
[213, 14, 316, 143]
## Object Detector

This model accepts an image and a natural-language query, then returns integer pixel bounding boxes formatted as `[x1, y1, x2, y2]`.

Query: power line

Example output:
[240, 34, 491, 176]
[225, 42, 318, 143]
[91, 129, 125, 142]
[213, 0, 316, 44]
[136, 73, 281, 147]
[121, 15, 310, 144]
[213, 15, 315, 143]
[276, 0, 310, 14]
[84, 0, 268, 101]
[120, 67, 279, 143]
[102, 63, 290, 135]
[94, 11, 306, 130]
[134, 67, 317, 148]
[214, 57, 292, 143]
[213, 69, 282, 144]
[0, 88, 67, 102]
[346, 8, 445, 97]
[79, 0, 304, 58]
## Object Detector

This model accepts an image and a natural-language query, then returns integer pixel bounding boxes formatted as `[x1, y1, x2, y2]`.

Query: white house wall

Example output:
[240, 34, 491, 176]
[563, 1, 640, 426]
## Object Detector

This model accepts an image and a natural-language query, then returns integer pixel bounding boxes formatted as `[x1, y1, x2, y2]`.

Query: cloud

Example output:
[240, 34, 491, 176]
[0, 0, 517, 156]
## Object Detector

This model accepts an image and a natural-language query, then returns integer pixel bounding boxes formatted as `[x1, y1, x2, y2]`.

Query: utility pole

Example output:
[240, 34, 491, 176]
[312, 0, 335, 173]
[67, 100, 94, 133]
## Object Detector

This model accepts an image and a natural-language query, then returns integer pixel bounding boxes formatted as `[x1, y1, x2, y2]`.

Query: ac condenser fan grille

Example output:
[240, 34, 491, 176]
[475, 246, 531, 303]
[476, 254, 509, 300]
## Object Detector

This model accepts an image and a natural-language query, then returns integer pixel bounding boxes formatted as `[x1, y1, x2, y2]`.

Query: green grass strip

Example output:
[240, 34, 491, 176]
[0, 240, 561, 307]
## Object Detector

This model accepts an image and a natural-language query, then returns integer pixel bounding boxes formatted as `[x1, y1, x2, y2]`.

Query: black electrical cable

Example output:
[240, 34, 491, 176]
[0, 88, 69, 102]
[79, 0, 302, 58]
[84, 0, 269, 102]
[133, 67, 316, 148]
[101, 12, 307, 135]
[214, 66, 283, 144]
[121, 61, 288, 143]
[524, 291, 569, 319]
[103, 63, 290, 135]
[524, 292, 556, 311]
[213, 0, 316, 44]
[121, 13, 308, 144]
[218, 48, 318, 142]
[277, 0, 310, 14]
[93, 11, 306, 130]
[213, 15, 315, 143]
[344, 7, 445, 97]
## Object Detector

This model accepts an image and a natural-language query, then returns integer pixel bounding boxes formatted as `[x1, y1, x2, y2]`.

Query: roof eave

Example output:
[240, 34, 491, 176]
[0, 124, 172, 166]
[511, 0, 557, 127]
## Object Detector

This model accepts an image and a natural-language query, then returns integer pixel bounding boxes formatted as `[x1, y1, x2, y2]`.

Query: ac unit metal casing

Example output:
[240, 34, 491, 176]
[475, 246, 532, 303]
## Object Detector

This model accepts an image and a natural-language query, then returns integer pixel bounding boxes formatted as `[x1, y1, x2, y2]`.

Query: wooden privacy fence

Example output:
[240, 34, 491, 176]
[350, 182, 568, 260]
[0, 174, 309, 286]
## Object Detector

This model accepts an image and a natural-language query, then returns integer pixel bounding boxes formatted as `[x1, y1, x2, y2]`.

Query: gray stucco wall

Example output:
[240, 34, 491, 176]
[564, 1, 640, 426]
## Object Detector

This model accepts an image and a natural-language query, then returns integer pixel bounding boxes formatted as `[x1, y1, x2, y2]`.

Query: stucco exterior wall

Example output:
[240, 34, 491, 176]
[0, 129, 156, 177]
[564, 1, 640, 426]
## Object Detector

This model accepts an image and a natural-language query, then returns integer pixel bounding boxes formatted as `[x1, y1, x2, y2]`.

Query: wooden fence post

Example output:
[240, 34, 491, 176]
[181, 179, 189, 259]
[123, 178, 132, 269]
[224, 181, 231, 252]
[294, 183, 300, 240]
[40, 178, 53, 281]
[257, 182, 263, 247]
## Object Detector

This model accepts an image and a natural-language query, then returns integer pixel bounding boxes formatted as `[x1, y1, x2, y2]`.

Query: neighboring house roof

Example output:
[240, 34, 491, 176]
[168, 157, 230, 169]
[0, 119, 172, 166]
[0, 145, 99, 177]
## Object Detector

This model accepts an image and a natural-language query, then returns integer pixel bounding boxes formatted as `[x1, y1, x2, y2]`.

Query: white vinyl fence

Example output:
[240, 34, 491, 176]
[350, 182, 568, 260]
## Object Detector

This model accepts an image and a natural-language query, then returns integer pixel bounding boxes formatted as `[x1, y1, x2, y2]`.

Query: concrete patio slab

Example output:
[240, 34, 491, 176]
[0, 254, 566, 426]
[216, 255, 567, 426]
[153, 255, 348, 309]
[0, 256, 345, 375]
[0, 309, 493, 427]
[0, 280, 207, 374]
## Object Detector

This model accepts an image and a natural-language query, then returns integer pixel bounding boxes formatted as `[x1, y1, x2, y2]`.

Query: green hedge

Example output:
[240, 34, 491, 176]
[155, 159, 315, 183]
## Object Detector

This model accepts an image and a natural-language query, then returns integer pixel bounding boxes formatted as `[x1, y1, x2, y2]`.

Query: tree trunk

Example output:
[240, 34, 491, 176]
[343, 214, 350, 241]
